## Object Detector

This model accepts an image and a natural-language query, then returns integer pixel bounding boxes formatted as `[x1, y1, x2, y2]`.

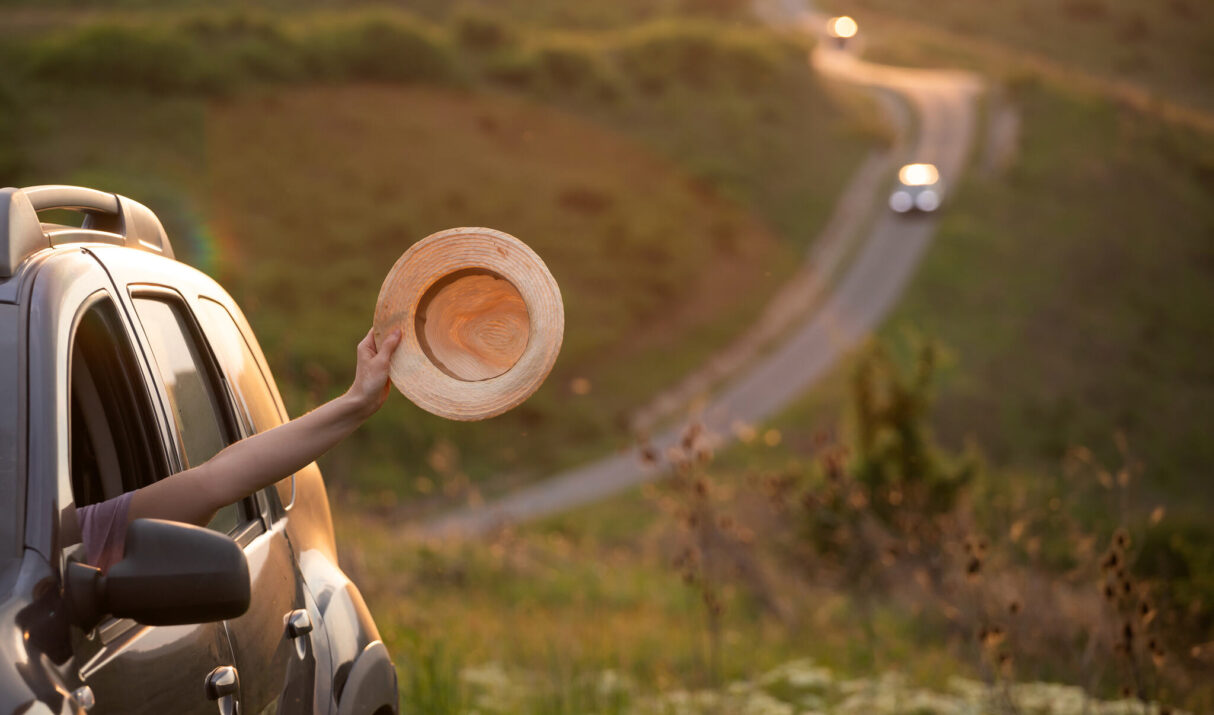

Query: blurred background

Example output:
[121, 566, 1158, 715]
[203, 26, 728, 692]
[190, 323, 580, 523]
[3, 0, 1212, 711]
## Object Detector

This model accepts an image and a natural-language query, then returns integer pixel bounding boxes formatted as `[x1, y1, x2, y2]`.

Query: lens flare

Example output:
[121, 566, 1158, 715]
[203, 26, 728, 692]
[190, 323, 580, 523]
[829, 16, 858, 39]
[898, 163, 940, 186]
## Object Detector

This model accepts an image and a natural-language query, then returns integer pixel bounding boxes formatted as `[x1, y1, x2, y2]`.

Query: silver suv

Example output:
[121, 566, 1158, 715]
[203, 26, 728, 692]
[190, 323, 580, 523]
[0, 185, 398, 714]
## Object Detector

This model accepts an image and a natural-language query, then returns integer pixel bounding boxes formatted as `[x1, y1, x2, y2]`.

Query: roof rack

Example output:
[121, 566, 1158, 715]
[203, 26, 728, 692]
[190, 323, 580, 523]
[1, 185, 175, 278]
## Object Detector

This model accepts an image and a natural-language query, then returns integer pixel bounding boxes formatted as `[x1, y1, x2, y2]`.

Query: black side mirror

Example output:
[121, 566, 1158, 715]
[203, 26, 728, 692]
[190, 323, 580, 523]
[66, 519, 251, 631]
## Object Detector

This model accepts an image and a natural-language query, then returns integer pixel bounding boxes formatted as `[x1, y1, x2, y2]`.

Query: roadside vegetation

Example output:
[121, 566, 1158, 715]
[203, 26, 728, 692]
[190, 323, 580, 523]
[339, 334, 1212, 712]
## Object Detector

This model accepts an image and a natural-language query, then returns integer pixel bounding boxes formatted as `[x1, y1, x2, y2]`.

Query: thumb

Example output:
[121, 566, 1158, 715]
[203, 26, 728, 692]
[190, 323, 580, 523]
[375, 329, 403, 363]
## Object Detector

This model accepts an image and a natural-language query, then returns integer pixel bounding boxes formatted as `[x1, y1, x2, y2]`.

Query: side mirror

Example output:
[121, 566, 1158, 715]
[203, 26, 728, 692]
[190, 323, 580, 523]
[66, 519, 251, 631]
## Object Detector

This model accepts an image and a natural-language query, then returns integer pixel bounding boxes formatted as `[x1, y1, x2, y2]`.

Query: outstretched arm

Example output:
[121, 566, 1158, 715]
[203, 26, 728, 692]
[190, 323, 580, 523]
[130, 328, 402, 527]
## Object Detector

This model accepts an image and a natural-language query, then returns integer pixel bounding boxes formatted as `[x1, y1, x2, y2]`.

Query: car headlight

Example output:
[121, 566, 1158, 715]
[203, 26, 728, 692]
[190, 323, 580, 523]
[915, 189, 940, 212]
[889, 191, 913, 213]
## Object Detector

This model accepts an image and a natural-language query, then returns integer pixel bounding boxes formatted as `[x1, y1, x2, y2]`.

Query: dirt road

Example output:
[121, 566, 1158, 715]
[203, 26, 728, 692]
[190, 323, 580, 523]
[426, 4, 982, 537]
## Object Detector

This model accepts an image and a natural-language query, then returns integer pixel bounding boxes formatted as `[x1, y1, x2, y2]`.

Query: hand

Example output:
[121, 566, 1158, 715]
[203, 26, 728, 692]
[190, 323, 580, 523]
[346, 328, 403, 417]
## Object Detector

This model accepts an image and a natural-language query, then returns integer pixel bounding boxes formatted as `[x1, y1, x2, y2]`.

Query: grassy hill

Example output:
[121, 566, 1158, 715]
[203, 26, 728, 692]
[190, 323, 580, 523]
[3, 8, 879, 493]
[334, 70, 1214, 699]
[763, 73, 1214, 512]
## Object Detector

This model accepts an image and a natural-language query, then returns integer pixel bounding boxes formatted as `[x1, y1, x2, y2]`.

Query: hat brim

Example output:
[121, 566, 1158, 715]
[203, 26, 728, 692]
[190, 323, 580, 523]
[373, 227, 564, 421]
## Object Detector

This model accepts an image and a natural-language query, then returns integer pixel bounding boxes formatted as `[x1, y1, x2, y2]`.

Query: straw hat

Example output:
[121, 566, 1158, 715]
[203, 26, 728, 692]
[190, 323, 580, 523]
[373, 227, 564, 421]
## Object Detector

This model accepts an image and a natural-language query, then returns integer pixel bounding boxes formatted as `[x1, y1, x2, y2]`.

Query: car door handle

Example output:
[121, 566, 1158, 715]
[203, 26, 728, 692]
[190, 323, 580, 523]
[205, 665, 240, 700]
[286, 608, 313, 638]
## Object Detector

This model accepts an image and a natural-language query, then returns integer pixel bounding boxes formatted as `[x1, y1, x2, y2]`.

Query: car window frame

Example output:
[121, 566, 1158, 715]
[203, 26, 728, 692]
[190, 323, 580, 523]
[192, 295, 295, 517]
[125, 285, 267, 544]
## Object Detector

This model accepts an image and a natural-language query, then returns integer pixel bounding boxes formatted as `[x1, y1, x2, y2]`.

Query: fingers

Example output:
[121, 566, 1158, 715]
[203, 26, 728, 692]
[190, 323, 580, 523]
[373, 329, 403, 366]
[357, 328, 376, 357]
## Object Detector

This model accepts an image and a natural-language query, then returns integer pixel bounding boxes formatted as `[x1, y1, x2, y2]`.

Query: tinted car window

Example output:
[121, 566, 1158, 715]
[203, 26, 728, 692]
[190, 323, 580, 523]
[69, 296, 165, 506]
[194, 298, 294, 508]
[133, 296, 242, 534]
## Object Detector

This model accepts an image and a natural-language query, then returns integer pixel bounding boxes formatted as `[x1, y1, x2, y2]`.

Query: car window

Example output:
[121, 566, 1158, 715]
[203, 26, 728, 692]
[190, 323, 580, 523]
[194, 298, 294, 509]
[132, 295, 245, 534]
[69, 296, 165, 507]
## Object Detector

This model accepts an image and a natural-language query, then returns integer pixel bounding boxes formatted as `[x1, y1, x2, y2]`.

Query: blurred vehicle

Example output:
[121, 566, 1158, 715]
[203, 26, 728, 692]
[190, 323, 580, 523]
[826, 16, 858, 49]
[889, 163, 943, 214]
[0, 185, 398, 715]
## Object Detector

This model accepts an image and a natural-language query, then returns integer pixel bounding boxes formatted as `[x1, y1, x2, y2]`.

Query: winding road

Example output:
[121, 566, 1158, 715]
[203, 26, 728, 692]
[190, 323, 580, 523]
[425, 2, 982, 537]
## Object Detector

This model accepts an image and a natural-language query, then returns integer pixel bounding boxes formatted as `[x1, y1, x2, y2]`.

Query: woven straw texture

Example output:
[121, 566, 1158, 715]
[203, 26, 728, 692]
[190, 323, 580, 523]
[373, 227, 564, 421]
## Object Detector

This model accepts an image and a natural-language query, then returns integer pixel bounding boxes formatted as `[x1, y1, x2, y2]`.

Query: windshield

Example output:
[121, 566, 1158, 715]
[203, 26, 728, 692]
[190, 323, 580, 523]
[0, 304, 21, 560]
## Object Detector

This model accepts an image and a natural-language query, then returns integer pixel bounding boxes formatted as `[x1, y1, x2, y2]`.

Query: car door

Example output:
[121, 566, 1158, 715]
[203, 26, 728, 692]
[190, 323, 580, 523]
[26, 249, 237, 715]
[191, 295, 329, 714]
[97, 248, 321, 715]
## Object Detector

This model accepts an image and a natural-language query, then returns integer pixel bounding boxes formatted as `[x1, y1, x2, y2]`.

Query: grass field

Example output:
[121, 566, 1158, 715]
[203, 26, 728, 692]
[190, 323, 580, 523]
[334, 495, 973, 713]
[881, 77, 1214, 505]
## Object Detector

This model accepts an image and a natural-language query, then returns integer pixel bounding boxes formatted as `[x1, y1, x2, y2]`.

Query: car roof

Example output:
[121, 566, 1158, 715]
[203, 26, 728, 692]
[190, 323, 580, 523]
[1, 186, 174, 286]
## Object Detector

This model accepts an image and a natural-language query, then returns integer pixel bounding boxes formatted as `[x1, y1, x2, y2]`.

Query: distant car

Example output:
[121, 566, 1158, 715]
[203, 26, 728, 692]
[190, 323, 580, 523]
[889, 163, 942, 214]
[826, 15, 858, 49]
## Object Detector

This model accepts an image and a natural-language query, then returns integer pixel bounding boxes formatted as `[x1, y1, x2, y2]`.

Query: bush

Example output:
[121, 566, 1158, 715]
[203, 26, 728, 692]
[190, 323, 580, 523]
[176, 11, 304, 83]
[1137, 515, 1214, 636]
[30, 22, 215, 93]
[532, 38, 619, 97]
[302, 14, 457, 85]
[451, 8, 520, 54]
[480, 49, 540, 89]
[613, 21, 794, 94]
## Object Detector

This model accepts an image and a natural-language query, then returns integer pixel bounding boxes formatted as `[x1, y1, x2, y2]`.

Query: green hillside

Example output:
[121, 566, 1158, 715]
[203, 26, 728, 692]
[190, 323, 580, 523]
[2, 8, 878, 492]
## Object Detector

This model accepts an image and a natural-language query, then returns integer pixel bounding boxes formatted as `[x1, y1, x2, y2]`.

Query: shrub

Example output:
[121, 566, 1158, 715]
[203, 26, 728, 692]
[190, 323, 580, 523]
[480, 49, 540, 90]
[612, 21, 793, 94]
[532, 37, 619, 97]
[30, 22, 214, 93]
[850, 340, 975, 529]
[451, 8, 519, 54]
[1136, 515, 1214, 636]
[305, 14, 457, 85]
[176, 11, 304, 83]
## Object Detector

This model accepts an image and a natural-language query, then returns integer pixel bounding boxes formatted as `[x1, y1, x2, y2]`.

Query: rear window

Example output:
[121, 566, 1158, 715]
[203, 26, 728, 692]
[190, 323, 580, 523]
[132, 294, 246, 535]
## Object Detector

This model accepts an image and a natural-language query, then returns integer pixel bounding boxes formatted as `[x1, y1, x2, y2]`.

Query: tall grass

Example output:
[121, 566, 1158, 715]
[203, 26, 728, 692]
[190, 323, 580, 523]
[395, 629, 467, 715]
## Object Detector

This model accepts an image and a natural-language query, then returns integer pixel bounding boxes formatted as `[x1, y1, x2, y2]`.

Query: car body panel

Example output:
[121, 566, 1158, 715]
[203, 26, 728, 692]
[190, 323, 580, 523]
[91, 245, 328, 713]
[0, 222, 398, 714]
[17, 246, 239, 715]
[23, 248, 119, 562]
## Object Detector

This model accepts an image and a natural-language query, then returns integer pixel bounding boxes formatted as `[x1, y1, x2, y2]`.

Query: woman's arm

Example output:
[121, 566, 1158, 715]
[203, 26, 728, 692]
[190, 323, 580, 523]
[130, 328, 402, 527]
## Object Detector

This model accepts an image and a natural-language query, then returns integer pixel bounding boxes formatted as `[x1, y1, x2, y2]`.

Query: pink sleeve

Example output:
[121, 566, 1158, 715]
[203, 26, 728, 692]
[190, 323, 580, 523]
[78, 491, 135, 573]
